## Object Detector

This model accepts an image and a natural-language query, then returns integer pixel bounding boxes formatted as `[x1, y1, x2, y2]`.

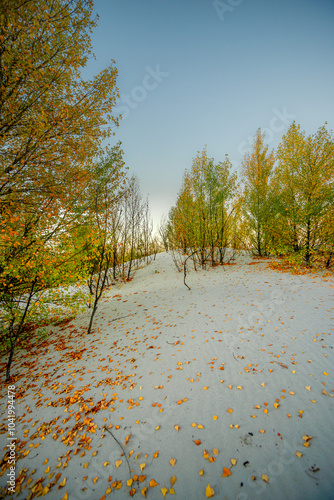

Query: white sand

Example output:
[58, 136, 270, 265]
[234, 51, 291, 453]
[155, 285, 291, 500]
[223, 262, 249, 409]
[0, 251, 333, 499]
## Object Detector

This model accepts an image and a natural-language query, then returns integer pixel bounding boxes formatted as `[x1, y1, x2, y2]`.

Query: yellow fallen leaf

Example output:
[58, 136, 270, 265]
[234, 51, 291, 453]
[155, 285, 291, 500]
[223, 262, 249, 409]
[149, 479, 158, 487]
[323, 372, 328, 376]
[213, 448, 219, 455]
[106, 485, 112, 494]
[103, 461, 109, 467]
[59, 478, 66, 488]
[44, 466, 50, 474]
[261, 383, 265, 387]
[322, 389, 328, 396]
[155, 426, 160, 430]
[289, 391, 295, 395]
[153, 451, 159, 458]
[237, 386, 243, 390]
[199, 469, 204, 476]
[274, 403, 280, 409]
[115, 460, 122, 469]
[262, 474, 269, 483]
[227, 408, 233, 413]
[260, 429, 265, 434]
[296, 451, 303, 458]
[311, 400, 316, 404]
[170, 458, 176, 467]
[198, 424, 204, 429]
[161, 487, 168, 498]
[192, 423, 197, 427]
[141, 487, 148, 497]
[61, 494, 68, 500]
[302, 435, 312, 442]
[169, 488, 175, 494]
[170, 476, 177, 486]
[127, 479, 133, 487]
[174, 425, 180, 432]
[93, 477, 98, 484]
[213, 415, 218, 420]
[140, 463, 146, 472]
[254, 405, 261, 409]
[129, 488, 136, 497]
[205, 484, 215, 497]
[138, 475, 146, 483]
[230, 459, 237, 466]
[222, 467, 231, 477]
[303, 442, 310, 448]
[251, 415, 257, 418]
[203, 386, 209, 390]
[305, 386, 311, 391]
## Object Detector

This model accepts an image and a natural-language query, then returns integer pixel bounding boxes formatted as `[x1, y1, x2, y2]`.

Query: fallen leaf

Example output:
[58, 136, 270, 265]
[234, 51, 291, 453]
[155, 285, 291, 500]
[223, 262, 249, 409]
[127, 479, 133, 487]
[153, 451, 159, 458]
[161, 487, 168, 498]
[169, 458, 176, 467]
[149, 479, 158, 487]
[169, 488, 175, 494]
[170, 476, 177, 486]
[213, 415, 218, 420]
[198, 424, 204, 429]
[205, 484, 215, 497]
[227, 408, 233, 413]
[115, 460, 122, 469]
[141, 486, 148, 497]
[262, 474, 269, 483]
[296, 451, 303, 458]
[199, 469, 204, 476]
[59, 478, 66, 488]
[140, 463, 146, 472]
[213, 448, 219, 455]
[222, 467, 231, 477]
[193, 439, 201, 446]
[305, 386, 311, 391]
[174, 425, 180, 432]
[230, 459, 237, 466]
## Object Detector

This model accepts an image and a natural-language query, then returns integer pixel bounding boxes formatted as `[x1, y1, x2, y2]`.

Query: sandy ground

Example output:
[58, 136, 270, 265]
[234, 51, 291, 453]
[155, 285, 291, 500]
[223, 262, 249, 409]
[0, 251, 333, 500]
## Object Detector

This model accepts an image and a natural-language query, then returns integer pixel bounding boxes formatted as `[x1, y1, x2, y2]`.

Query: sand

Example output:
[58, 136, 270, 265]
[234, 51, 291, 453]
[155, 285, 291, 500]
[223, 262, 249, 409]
[0, 251, 333, 499]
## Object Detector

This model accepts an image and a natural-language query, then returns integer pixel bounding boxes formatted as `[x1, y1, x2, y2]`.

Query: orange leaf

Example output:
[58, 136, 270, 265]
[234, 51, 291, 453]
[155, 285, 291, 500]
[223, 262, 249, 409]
[222, 468, 231, 477]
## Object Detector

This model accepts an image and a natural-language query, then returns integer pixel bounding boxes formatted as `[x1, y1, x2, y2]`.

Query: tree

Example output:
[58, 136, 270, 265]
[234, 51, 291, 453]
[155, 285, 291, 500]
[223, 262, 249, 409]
[273, 122, 334, 264]
[0, 0, 120, 378]
[167, 148, 238, 268]
[241, 129, 275, 256]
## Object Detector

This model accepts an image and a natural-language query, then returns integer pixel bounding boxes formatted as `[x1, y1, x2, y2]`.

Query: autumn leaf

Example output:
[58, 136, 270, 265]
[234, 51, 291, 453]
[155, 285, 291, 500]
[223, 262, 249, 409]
[227, 408, 233, 413]
[262, 474, 269, 483]
[115, 460, 122, 469]
[230, 459, 237, 466]
[213, 415, 218, 420]
[174, 425, 180, 432]
[153, 451, 159, 458]
[141, 487, 148, 497]
[193, 440, 201, 446]
[149, 479, 158, 487]
[205, 484, 215, 497]
[169, 458, 176, 467]
[161, 487, 168, 498]
[59, 477, 66, 488]
[170, 476, 177, 486]
[139, 463, 146, 472]
[296, 451, 303, 458]
[222, 468, 231, 477]
[212, 448, 219, 455]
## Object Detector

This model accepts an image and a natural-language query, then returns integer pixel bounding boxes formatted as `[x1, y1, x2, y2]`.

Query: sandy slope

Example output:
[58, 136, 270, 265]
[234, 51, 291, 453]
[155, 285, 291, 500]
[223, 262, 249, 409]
[0, 251, 333, 500]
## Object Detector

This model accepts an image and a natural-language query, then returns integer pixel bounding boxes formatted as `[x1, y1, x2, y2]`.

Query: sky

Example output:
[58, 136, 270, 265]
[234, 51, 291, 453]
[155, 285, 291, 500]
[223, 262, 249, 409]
[84, 0, 334, 232]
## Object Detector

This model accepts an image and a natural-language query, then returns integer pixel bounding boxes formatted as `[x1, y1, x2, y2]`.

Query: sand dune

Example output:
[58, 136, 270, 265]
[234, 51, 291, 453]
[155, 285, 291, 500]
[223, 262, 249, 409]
[0, 251, 333, 499]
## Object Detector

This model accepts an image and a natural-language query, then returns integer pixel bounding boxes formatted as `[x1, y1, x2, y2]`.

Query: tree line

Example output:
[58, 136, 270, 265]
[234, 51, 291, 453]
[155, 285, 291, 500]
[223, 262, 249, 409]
[0, 0, 155, 380]
[162, 124, 334, 269]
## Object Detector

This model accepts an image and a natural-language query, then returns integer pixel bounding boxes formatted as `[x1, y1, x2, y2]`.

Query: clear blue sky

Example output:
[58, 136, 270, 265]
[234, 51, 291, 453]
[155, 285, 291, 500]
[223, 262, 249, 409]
[85, 0, 334, 231]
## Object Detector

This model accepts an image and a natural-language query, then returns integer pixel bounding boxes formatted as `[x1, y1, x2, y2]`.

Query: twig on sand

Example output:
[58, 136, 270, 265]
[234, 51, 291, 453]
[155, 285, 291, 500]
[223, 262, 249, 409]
[104, 426, 131, 475]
